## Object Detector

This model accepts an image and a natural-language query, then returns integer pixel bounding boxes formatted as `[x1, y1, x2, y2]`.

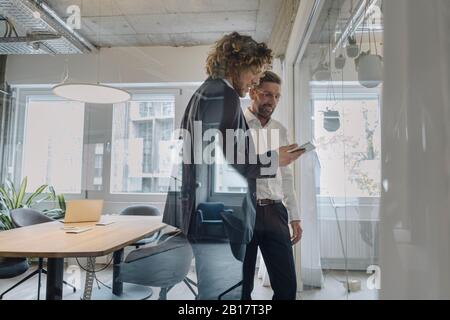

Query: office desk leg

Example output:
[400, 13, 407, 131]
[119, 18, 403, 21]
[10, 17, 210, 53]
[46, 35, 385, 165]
[46, 258, 64, 300]
[112, 249, 124, 296]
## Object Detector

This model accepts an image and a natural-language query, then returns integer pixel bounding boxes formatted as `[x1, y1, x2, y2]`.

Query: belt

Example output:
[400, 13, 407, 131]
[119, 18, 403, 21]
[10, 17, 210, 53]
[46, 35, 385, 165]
[256, 199, 282, 207]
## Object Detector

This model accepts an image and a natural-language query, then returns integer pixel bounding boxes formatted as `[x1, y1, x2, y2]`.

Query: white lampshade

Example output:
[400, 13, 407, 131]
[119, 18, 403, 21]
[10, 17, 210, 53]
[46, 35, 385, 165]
[52, 83, 131, 104]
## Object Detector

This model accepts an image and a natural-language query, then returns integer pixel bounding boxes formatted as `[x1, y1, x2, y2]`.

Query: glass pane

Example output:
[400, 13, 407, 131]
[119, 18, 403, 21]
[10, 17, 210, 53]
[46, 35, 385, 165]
[214, 145, 248, 193]
[297, 0, 383, 300]
[92, 143, 104, 191]
[22, 99, 85, 193]
[110, 95, 176, 194]
[313, 97, 381, 198]
[213, 96, 251, 194]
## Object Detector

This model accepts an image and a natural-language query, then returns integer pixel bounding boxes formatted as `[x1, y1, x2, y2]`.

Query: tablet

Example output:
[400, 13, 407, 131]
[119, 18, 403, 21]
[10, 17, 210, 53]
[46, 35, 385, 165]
[288, 142, 316, 153]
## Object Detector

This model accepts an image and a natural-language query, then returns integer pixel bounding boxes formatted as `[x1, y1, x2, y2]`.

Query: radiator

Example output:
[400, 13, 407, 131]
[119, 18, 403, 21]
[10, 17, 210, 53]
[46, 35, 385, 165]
[319, 218, 379, 271]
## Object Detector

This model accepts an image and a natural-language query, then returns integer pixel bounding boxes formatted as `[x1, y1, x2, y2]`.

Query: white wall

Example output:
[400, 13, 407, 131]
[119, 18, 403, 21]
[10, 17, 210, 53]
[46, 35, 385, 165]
[6, 45, 210, 85]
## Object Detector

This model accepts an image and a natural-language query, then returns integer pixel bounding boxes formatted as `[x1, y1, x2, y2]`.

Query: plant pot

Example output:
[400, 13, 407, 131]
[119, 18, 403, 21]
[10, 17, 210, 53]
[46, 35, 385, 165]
[335, 54, 346, 70]
[346, 44, 360, 58]
[355, 51, 383, 88]
[313, 62, 331, 81]
[323, 110, 341, 132]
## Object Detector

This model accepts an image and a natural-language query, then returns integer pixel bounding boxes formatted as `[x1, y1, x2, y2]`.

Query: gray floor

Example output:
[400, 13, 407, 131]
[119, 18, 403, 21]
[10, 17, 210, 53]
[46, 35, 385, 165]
[0, 262, 378, 300]
[301, 270, 379, 300]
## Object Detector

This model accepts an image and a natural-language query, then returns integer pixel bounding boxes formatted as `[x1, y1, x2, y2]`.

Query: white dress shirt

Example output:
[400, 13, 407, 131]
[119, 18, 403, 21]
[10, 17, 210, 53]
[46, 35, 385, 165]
[244, 108, 300, 222]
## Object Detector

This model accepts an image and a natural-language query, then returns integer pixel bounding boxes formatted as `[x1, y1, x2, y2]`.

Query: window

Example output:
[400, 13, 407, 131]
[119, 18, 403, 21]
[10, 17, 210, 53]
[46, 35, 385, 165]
[214, 146, 248, 194]
[9, 86, 192, 206]
[110, 95, 176, 194]
[212, 97, 251, 194]
[312, 91, 381, 199]
[22, 99, 85, 193]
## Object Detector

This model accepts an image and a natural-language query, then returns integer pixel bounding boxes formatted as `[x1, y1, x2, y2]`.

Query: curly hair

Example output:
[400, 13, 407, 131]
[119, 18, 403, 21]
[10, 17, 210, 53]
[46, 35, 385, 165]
[206, 32, 273, 79]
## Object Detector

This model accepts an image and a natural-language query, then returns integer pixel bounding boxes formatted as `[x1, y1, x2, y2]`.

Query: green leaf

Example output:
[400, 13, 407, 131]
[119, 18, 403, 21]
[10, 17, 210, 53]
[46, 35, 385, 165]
[15, 177, 27, 208]
[34, 194, 52, 205]
[25, 184, 48, 207]
[57, 194, 66, 212]
[48, 186, 57, 200]
[0, 195, 8, 210]
[5, 179, 17, 205]
[42, 208, 64, 219]
[0, 213, 14, 230]
[0, 187, 14, 209]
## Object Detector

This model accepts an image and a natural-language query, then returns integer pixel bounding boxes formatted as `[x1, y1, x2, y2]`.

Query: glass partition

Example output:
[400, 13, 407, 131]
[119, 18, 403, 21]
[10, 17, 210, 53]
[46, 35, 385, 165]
[295, 0, 383, 300]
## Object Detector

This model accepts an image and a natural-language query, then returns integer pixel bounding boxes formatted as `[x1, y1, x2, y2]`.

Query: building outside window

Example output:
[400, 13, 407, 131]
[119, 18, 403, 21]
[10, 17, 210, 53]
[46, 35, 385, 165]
[111, 95, 176, 194]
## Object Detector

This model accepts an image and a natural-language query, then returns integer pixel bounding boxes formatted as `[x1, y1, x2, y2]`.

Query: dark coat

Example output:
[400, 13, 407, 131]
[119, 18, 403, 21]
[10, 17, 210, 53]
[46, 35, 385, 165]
[163, 77, 277, 245]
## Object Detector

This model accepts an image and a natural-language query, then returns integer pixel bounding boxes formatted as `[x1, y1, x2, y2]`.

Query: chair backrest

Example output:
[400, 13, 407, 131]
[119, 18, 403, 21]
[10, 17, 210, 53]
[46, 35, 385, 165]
[120, 205, 160, 216]
[119, 232, 193, 288]
[197, 202, 225, 221]
[10, 208, 53, 228]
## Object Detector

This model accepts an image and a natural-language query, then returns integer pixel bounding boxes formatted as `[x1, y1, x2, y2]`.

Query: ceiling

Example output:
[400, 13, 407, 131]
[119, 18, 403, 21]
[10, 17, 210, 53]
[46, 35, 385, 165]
[44, 0, 285, 48]
[309, 0, 383, 45]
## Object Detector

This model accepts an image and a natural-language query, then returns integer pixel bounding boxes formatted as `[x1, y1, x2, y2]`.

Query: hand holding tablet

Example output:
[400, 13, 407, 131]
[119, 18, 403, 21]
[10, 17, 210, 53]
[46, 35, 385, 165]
[279, 142, 315, 167]
[287, 142, 316, 153]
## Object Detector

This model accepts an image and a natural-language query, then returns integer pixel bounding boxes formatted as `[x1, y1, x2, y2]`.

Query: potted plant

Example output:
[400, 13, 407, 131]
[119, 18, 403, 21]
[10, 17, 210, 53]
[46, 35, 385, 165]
[355, 50, 383, 88]
[0, 177, 65, 230]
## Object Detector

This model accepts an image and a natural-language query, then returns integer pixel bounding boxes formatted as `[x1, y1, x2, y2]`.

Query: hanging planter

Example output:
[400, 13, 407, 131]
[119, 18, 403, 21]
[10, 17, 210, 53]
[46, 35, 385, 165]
[323, 109, 341, 132]
[355, 50, 383, 88]
[355, 3, 383, 88]
[346, 36, 360, 58]
[335, 53, 346, 70]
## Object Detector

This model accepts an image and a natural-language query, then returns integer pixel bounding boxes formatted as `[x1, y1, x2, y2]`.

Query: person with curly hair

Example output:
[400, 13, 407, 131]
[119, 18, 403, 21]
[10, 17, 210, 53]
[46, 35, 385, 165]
[163, 32, 304, 300]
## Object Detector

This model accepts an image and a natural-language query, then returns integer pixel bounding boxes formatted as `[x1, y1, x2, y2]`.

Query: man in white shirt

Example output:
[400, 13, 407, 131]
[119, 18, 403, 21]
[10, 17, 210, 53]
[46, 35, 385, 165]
[242, 71, 302, 300]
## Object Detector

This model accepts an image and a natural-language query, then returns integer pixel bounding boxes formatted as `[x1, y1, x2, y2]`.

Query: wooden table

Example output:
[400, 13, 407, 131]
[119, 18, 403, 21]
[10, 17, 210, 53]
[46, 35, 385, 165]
[0, 215, 166, 300]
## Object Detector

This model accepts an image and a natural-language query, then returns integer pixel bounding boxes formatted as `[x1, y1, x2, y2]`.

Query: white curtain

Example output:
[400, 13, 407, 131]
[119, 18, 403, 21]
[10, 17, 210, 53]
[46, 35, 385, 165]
[380, 0, 450, 299]
[297, 62, 324, 288]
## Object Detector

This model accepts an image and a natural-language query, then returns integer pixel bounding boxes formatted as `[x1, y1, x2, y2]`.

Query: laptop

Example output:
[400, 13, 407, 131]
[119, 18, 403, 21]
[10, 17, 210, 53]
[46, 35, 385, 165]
[63, 199, 104, 223]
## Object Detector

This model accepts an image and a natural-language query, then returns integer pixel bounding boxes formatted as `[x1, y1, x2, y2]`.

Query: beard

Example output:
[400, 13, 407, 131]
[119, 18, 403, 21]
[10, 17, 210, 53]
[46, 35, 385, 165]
[257, 104, 275, 119]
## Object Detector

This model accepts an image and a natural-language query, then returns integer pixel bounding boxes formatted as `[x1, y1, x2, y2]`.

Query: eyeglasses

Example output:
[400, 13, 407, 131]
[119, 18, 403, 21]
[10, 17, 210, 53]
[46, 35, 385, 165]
[256, 90, 282, 101]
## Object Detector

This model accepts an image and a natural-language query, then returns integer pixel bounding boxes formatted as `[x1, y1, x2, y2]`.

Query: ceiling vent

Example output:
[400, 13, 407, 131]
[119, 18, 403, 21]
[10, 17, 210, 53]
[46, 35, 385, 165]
[0, 0, 96, 54]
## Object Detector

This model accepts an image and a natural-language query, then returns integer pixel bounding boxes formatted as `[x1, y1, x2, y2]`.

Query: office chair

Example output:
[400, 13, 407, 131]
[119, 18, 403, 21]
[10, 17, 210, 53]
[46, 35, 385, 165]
[8, 208, 76, 300]
[120, 205, 162, 248]
[0, 258, 30, 299]
[117, 230, 197, 300]
[195, 203, 233, 240]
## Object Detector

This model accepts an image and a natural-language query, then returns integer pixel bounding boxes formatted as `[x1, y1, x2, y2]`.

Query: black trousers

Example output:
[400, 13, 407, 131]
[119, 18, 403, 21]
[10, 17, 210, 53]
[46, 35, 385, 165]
[241, 203, 297, 300]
